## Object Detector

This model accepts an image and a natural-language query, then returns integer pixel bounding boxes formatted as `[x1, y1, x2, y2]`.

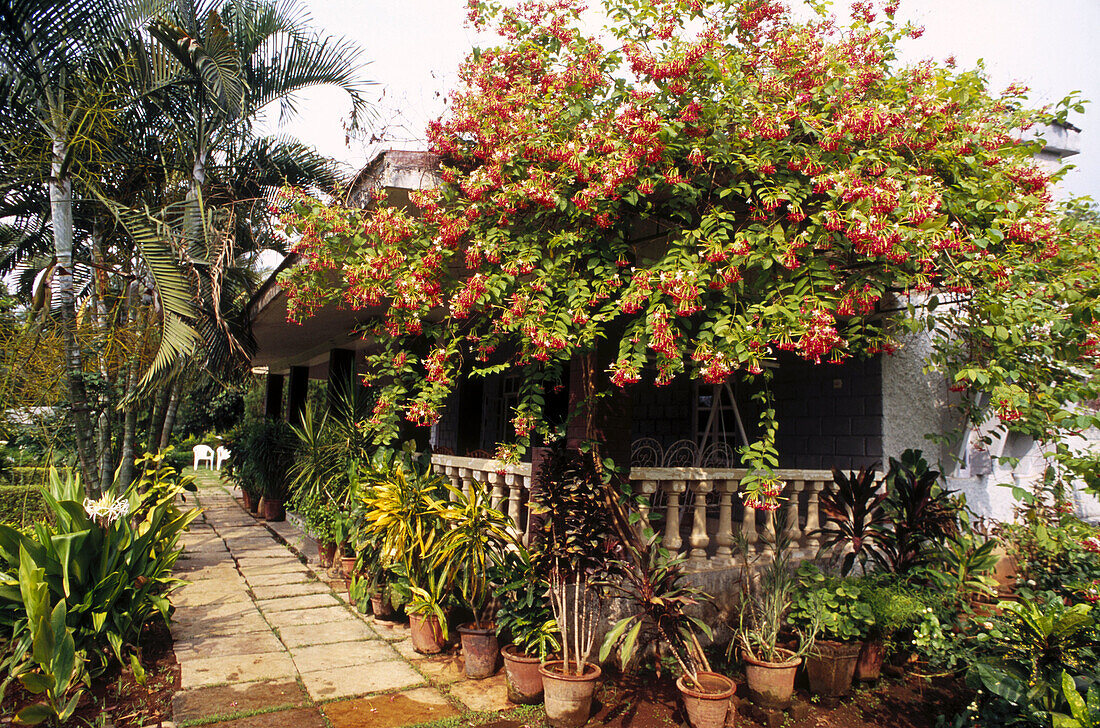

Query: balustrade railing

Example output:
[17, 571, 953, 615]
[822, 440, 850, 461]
[429, 455, 834, 571]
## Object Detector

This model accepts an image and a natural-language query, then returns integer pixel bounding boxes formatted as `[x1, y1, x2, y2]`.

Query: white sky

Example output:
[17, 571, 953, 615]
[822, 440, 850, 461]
[269, 0, 1100, 201]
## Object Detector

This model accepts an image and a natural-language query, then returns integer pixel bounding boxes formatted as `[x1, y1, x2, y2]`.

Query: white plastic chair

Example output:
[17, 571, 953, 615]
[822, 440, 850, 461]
[215, 446, 231, 470]
[192, 445, 215, 470]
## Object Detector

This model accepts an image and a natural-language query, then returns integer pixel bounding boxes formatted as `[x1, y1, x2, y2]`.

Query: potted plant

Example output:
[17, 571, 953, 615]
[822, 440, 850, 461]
[434, 480, 518, 678]
[530, 445, 616, 728]
[228, 419, 297, 522]
[812, 467, 888, 575]
[292, 491, 339, 567]
[855, 577, 928, 681]
[357, 448, 450, 651]
[493, 548, 561, 704]
[601, 531, 731, 728]
[401, 566, 451, 654]
[789, 564, 875, 698]
[734, 510, 819, 710]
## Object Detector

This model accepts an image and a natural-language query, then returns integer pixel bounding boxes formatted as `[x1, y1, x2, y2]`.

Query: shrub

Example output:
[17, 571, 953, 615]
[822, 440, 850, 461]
[789, 563, 875, 644]
[0, 455, 200, 676]
[0, 485, 49, 528]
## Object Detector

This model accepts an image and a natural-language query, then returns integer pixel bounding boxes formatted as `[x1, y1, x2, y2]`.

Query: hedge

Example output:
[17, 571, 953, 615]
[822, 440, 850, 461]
[0, 485, 49, 528]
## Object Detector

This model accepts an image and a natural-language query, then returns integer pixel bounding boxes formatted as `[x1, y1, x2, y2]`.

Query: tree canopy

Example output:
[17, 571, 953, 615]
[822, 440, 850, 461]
[281, 0, 1099, 506]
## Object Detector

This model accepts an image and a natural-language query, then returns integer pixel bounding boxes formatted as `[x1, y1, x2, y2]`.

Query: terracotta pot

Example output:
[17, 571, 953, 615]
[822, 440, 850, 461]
[458, 624, 500, 679]
[806, 640, 862, 697]
[371, 592, 396, 620]
[339, 555, 357, 578]
[742, 649, 801, 709]
[240, 490, 253, 511]
[409, 613, 446, 654]
[317, 542, 336, 568]
[259, 497, 285, 522]
[502, 645, 543, 704]
[856, 639, 886, 681]
[247, 492, 261, 515]
[539, 660, 601, 728]
[676, 672, 735, 728]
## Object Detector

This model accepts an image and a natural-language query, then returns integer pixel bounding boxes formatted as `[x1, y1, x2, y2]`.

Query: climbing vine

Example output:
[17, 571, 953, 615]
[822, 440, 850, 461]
[279, 0, 1097, 507]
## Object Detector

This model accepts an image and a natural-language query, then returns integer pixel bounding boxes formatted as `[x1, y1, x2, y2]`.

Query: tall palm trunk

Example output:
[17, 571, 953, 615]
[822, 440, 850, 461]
[50, 136, 99, 495]
[159, 375, 185, 450]
[147, 380, 172, 452]
[118, 283, 145, 487]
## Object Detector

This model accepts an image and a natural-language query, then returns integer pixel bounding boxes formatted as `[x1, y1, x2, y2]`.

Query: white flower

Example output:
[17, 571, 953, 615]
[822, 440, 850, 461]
[83, 494, 130, 525]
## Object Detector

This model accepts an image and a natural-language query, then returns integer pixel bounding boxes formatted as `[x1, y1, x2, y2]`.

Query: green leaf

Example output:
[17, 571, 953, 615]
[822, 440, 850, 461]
[1063, 671, 1089, 725]
[14, 703, 52, 725]
[618, 619, 644, 668]
[18, 673, 51, 695]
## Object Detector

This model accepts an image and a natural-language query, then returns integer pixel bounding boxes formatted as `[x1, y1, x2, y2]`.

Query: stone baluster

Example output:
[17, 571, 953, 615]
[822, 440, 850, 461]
[714, 480, 735, 564]
[687, 480, 712, 567]
[490, 472, 507, 511]
[507, 474, 523, 528]
[636, 480, 658, 539]
[460, 468, 475, 499]
[662, 480, 686, 554]
[784, 480, 802, 542]
[803, 480, 824, 551]
[740, 497, 758, 554]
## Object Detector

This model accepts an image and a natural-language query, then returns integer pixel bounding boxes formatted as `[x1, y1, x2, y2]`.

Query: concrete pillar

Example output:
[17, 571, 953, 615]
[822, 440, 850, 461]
[327, 348, 355, 416]
[264, 373, 284, 420]
[288, 365, 309, 427]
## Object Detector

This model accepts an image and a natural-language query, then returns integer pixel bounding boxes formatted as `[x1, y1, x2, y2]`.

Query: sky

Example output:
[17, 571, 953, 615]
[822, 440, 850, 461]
[268, 0, 1100, 201]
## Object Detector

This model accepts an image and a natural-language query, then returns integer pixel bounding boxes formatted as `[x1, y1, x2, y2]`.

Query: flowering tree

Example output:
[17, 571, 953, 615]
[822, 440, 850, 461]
[280, 0, 1098, 507]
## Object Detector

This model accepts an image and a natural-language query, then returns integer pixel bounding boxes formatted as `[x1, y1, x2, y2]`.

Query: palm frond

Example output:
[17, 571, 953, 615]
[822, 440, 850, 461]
[149, 12, 246, 120]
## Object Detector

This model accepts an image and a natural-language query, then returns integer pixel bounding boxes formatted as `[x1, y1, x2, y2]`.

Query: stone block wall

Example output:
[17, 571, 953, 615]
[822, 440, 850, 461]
[773, 356, 883, 470]
[628, 377, 695, 449]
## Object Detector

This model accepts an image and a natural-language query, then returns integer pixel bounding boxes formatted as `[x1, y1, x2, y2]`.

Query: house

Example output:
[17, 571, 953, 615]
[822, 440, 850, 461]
[247, 123, 1095, 593]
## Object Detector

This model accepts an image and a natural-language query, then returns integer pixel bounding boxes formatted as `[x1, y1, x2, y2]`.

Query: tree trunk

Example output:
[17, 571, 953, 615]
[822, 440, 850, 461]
[159, 376, 185, 450]
[147, 381, 172, 453]
[91, 223, 115, 494]
[50, 136, 98, 496]
[117, 283, 144, 488]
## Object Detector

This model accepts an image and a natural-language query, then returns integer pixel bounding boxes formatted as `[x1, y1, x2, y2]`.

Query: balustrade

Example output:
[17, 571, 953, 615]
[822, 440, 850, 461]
[428, 454, 835, 571]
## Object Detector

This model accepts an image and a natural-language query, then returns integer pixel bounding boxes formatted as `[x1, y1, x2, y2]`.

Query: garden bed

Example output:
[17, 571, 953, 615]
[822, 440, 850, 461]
[457, 669, 969, 728]
[1, 619, 179, 727]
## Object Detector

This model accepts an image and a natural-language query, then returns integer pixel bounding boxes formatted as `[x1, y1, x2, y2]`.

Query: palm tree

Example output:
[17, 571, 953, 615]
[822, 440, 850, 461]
[0, 0, 373, 493]
[0, 0, 162, 489]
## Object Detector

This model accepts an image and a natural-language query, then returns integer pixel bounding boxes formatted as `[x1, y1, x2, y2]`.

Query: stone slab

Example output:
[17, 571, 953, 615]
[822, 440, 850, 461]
[298, 659, 424, 700]
[257, 593, 342, 613]
[171, 679, 308, 723]
[173, 601, 255, 627]
[171, 610, 270, 640]
[368, 618, 411, 642]
[186, 706, 327, 728]
[180, 650, 297, 689]
[289, 640, 397, 671]
[250, 581, 331, 601]
[322, 687, 458, 728]
[173, 582, 252, 607]
[174, 629, 285, 660]
[409, 653, 465, 685]
[237, 561, 311, 577]
[175, 563, 241, 582]
[263, 605, 358, 629]
[276, 619, 380, 648]
[245, 571, 315, 587]
[446, 671, 510, 713]
[232, 548, 293, 560]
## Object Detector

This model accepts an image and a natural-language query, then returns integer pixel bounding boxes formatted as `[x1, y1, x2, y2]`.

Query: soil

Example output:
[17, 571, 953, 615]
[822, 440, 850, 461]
[2, 619, 180, 727]
[478, 668, 969, 728]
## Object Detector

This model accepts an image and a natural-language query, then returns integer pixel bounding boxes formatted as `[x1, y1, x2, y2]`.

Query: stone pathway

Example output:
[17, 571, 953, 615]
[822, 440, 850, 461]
[170, 470, 515, 727]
